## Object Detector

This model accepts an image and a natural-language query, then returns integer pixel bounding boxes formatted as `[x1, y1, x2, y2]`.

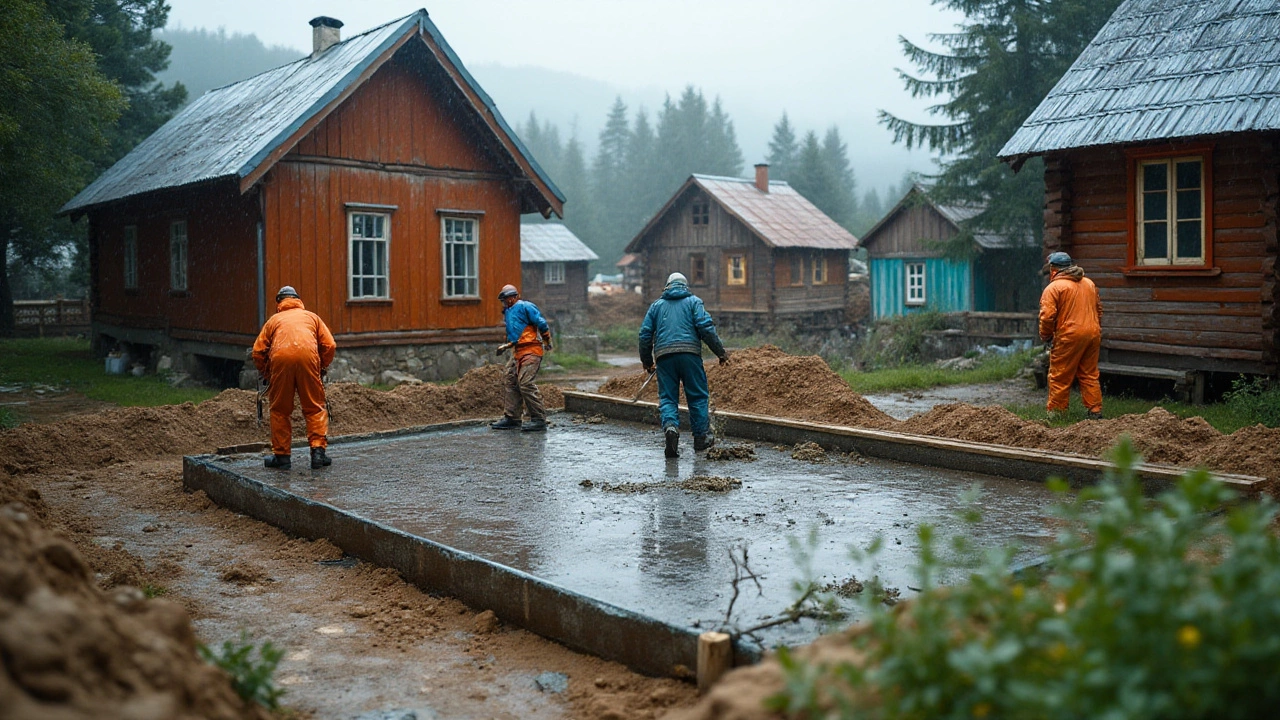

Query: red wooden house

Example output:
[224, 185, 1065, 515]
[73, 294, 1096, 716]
[1000, 0, 1280, 391]
[61, 11, 563, 385]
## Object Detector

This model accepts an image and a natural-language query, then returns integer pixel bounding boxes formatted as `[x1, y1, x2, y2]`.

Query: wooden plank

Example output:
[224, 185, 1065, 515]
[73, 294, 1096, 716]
[1104, 326, 1261, 350]
[698, 632, 732, 693]
[1150, 287, 1260, 303]
[1103, 338, 1263, 363]
[1104, 300, 1259, 316]
[1104, 312, 1261, 333]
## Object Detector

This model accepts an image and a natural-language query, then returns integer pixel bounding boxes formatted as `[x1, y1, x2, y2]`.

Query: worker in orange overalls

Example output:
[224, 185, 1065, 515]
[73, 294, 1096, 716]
[252, 286, 337, 470]
[1039, 252, 1103, 419]
[490, 284, 553, 432]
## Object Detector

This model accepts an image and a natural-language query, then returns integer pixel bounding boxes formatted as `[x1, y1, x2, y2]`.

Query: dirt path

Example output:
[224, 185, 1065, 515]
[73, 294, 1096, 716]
[0, 384, 113, 425]
[861, 377, 1044, 420]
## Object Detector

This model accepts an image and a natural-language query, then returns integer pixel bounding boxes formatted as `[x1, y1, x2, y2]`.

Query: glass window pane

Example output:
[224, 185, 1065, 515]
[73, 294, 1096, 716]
[377, 278, 387, 297]
[1143, 222, 1168, 260]
[374, 216, 384, 238]
[1176, 189, 1200, 220]
[1143, 162, 1167, 191]
[376, 241, 386, 275]
[1177, 221, 1202, 260]
[363, 242, 375, 274]
[1143, 191, 1168, 220]
[1176, 161, 1201, 190]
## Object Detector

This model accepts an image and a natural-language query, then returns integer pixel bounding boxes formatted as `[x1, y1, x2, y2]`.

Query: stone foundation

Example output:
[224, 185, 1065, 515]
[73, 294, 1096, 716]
[303, 342, 500, 386]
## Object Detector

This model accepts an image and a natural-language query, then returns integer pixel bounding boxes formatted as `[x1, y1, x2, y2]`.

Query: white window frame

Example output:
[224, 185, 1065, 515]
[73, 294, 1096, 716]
[906, 262, 926, 306]
[1136, 156, 1205, 266]
[727, 254, 746, 286]
[442, 216, 479, 298]
[544, 262, 565, 285]
[812, 254, 827, 285]
[123, 225, 138, 290]
[348, 211, 391, 299]
[169, 220, 188, 292]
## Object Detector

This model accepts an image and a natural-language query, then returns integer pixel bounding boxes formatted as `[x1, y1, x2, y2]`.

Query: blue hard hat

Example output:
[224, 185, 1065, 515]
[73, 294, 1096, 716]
[1047, 252, 1072, 267]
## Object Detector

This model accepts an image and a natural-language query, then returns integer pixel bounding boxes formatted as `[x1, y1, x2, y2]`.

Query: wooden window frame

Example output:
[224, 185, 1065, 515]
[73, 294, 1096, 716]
[442, 215, 480, 299]
[690, 254, 707, 285]
[1124, 143, 1217, 276]
[812, 254, 827, 285]
[348, 210, 391, 300]
[906, 262, 926, 306]
[691, 201, 709, 226]
[123, 225, 138, 290]
[727, 254, 747, 286]
[169, 220, 188, 293]
[789, 255, 804, 286]
[544, 262, 565, 285]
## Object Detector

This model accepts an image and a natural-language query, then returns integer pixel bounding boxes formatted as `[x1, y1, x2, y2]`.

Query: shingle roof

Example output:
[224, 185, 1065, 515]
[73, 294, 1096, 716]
[1000, 0, 1280, 159]
[62, 9, 563, 215]
[520, 223, 598, 263]
[859, 185, 1030, 251]
[626, 175, 859, 253]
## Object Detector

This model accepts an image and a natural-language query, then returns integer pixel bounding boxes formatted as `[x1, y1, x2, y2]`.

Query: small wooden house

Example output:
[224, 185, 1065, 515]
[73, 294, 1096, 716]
[60, 11, 563, 385]
[616, 253, 644, 294]
[519, 223, 597, 331]
[860, 185, 1040, 318]
[624, 165, 859, 334]
[1000, 0, 1280, 383]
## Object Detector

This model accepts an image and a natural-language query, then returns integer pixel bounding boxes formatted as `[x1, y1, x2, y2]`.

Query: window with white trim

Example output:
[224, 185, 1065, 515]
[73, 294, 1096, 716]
[169, 220, 188, 291]
[812, 255, 827, 284]
[1137, 156, 1205, 265]
[545, 262, 565, 285]
[727, 254, 746, 285]
[443, 216, 478, 298]
[906, 262, 926, 305]
[349, 211, 389, 299]
[123, 225, 138, 290]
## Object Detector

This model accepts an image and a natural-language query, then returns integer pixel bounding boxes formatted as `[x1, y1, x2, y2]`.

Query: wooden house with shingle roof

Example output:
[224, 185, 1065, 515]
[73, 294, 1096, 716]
[519, 223, 598, 330]
[61, 10, 563, 385]
[624, 165, 860, 333]
[1000, 0, 1280, 381]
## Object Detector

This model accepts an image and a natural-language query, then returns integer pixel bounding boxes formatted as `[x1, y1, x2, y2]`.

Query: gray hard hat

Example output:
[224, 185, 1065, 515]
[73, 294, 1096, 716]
[666, 272, 688, 288]
[1046, 252, 1072, 268]
[275, 285, 300, 302]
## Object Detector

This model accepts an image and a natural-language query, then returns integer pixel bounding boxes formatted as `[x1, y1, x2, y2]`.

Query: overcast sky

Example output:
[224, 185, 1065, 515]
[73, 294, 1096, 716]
[164, 0, 964, 194]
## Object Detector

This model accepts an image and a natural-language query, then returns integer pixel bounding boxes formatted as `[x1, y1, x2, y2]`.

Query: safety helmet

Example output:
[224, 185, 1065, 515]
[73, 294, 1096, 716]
[275, 285, 300, 302]
[665, 272, 687, 288]
[1046, 251, 1073, 268]
[497, 284, 520, 300]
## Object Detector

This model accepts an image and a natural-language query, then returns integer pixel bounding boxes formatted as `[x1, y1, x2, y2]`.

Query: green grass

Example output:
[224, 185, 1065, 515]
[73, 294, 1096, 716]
[593, 324, 637, 353]
[1005, 393, 1272, 435]
[0, 337, 219, 411]
[841, 349, 1038, 394]
[0, 407, 19, 429]
[547, 353, 609, 372]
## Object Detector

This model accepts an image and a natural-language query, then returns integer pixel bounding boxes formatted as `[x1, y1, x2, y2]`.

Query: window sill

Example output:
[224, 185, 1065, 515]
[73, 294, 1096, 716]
[1121, 266, 1221, 277]
[441, 297, 481, 305]
[169, 290, 189, 298]
[347, 298, 393, 306]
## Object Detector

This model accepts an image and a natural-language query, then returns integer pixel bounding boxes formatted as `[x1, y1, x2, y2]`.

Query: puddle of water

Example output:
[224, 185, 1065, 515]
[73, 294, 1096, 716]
[222, 420, 1059, 648]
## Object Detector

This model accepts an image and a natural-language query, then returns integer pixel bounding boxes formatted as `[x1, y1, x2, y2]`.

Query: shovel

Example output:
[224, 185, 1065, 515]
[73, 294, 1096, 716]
[255, 378, 265, 427]
[630, 369, 657, 403]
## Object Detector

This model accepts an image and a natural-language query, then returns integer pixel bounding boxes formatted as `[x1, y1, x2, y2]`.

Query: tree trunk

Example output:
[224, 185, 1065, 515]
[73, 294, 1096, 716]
[0, 228, 14, 337]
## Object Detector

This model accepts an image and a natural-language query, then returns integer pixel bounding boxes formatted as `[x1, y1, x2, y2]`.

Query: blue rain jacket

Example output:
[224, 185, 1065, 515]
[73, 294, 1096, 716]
[637, 283, 726, 367]
[503, 299, 550, 344]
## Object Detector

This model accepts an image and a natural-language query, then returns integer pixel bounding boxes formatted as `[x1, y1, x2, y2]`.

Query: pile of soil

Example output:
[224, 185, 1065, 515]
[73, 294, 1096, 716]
[0, 364, 562, 475]
[0, 495, 267, 720]
[791, 442, 829, 463]
[598, 346, 896, 428]
[580, 475, 742, 493]
[587, 292, 646, 328]
[706, 443, 757, 462]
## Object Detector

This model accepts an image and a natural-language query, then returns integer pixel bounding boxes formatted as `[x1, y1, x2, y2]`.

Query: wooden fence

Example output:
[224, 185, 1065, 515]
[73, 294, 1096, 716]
[12, 298, 91, 337]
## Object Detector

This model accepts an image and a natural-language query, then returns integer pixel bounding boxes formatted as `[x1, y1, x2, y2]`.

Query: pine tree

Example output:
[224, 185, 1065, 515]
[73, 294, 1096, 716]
[766, 112, 799, 181]
[879, 0, 1123, 254]
[624, 108, 662, 234]
[589, 97, 632, 269]
[790, 131, 842, 222]
[707, 97, 744, 177]
[820, 126, 857, 228]
[558, 134, 592, 242]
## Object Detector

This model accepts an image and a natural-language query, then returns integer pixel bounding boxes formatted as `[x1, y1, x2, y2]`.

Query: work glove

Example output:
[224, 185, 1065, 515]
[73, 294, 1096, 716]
[718, 352, 730, 367]
[643, 364, 654, 374]
[541, 334, 553, 352]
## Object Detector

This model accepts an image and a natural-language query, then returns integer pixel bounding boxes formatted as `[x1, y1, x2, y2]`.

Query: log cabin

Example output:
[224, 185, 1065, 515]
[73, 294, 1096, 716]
[60, 11, 564, 385]
[623, 165, 860, 334]
[1000, 0, 1280, 393]
[519, 223, 597, 332]
[861, 184, 1040, 319]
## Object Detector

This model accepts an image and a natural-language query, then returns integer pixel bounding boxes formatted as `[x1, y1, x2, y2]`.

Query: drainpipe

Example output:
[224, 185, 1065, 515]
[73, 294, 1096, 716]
[256, 189, 266, 327]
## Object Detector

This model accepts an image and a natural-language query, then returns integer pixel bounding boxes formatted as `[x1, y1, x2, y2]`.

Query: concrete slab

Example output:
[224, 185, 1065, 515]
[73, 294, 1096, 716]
[186, 417, 1060, 677]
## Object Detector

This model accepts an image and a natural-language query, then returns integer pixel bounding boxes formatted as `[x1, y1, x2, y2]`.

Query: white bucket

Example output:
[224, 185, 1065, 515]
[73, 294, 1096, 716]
[104, 356, 127, 375]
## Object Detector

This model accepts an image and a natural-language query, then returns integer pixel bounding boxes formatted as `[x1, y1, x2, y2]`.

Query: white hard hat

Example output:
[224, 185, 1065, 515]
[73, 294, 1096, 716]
[666, 272, 687, 287]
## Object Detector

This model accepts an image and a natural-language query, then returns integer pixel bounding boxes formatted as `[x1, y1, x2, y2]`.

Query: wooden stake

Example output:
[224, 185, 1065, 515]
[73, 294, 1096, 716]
[697, 631, 732, 692]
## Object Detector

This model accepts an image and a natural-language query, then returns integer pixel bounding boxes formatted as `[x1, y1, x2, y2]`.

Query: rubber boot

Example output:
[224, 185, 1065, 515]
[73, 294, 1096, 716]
[310, 447, 331, 469]
[521, 418, 548, 432]
[490, 416, 521, 430]
[1086, 410, 1103, 421]
[264, 454, 291, 470]
[694, 434, 715, 452]
[664, 427, 679, 458]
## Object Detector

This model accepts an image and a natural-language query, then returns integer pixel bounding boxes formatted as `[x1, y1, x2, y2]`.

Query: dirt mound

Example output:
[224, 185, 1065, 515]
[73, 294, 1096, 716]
[0, 501, 268, 720]
[588, 292, 646, 328]
[0, 364, 562, 475]
[598, 346, 896, 428]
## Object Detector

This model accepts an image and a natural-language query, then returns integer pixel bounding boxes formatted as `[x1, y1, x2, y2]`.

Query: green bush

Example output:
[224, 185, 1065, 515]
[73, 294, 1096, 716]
[0, 407, 19, 429]
[1224, 374, 1280, 428]
[595, 324, 637, 352]
[198, 633, 285, 709]
[769, 438, 1280, 719]
[856, 310, 949, 369]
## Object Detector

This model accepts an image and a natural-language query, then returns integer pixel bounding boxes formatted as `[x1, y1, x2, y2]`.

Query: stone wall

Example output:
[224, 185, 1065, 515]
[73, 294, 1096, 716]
[320, 342, 501, 385]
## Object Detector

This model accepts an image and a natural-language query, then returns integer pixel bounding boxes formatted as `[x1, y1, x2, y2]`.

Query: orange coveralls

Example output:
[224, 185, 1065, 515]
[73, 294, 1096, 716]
[251, 298, 337, 456]
[1038, 267, 1103, 413]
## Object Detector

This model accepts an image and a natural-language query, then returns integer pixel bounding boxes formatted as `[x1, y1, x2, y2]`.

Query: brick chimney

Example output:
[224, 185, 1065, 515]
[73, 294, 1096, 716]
[310, 16, 343, 57]
[754, 163, 769, 193]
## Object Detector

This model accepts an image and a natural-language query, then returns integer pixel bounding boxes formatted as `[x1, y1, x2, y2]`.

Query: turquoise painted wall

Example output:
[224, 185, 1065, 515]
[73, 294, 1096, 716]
[870, 257, 973, 318]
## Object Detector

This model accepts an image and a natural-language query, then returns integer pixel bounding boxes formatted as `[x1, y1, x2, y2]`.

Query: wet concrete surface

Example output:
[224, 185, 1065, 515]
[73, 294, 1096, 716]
[218, 418, 1059, 649]
[862, 377, 1044, 420]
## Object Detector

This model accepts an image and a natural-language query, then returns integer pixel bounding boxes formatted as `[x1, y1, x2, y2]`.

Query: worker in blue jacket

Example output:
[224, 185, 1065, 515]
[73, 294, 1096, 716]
[638, 272, 729, 458]
[491, 284, 553, 432]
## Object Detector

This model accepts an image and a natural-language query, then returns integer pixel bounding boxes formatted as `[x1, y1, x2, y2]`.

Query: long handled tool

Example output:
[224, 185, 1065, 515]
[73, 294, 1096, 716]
[630, 368, 657, 403]
[256, 377, 265, 427]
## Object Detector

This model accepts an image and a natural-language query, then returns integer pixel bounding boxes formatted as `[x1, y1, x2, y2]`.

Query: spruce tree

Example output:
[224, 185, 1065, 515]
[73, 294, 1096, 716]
[820, 126, 857, 228]
[590, 97, 632, 269]
[766, 113, 798, 181]
[790, 131, 842, 222]
[707, 97, 744, 178]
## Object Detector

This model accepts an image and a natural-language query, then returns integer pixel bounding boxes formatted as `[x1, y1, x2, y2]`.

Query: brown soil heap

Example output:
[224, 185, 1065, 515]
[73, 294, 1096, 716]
[587, 292, 646, 328]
